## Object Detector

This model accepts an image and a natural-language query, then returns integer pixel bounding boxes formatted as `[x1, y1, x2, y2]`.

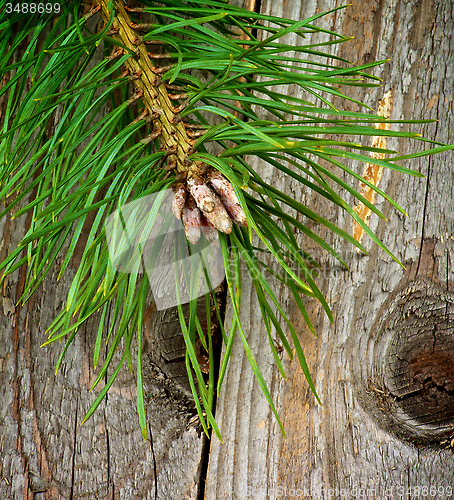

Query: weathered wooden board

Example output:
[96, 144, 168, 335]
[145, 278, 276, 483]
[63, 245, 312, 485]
[0, 9, 206, 500]
[2, 1, 453, 499]
[205, 0, 454, 498]
[0, 205, 206, 499]
[0, 0, 255, 497]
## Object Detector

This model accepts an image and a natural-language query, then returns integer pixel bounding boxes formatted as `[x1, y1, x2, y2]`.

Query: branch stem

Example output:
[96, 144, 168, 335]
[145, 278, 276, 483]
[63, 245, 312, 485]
[97, 0, 202, 178]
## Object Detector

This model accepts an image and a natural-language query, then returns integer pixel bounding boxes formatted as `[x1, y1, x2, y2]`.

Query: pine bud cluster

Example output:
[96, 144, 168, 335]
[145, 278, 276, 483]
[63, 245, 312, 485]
[172, 168, 247, 244]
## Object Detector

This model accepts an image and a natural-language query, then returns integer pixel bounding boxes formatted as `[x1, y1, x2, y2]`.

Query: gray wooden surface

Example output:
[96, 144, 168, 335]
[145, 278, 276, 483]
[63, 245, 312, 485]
[0, 7, 205, 499]
[0, 208, 204, 499]
[1, 1, 454, 499]
[205, 0, 454, 499]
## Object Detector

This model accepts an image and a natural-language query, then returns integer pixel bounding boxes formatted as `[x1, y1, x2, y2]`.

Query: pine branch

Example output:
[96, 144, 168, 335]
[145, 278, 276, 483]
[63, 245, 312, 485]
[95, 0, 245, 237]
[96, 0, 199, 175]
[1, 0, 453, 441]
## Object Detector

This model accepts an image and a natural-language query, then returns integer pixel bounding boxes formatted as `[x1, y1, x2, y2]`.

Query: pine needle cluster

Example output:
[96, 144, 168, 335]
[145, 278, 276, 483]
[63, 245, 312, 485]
[1, 0, 452, 439]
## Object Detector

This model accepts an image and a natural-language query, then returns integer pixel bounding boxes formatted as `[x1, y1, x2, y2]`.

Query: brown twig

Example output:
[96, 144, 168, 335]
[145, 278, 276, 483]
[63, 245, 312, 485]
[95, 0, 206, 177]
[166, 84, 186, 91]
[168, 93, 188, 100]
[130, 109, 149, 124]
[130, 23, 155, 30]
[185, 130, 207, 138]
[152, 64, 174, 74]
[171, 99, 189, 114]
[127, 89, 144, 105]
[147, 53, 175, 60]
[124, 6, 145, 12]
[140, 129, 162, 145]
[84, 3, 101, 19]
[183, 122, 206, 129]
[106, 27, 119, 36]
[107, 47, 123, 61]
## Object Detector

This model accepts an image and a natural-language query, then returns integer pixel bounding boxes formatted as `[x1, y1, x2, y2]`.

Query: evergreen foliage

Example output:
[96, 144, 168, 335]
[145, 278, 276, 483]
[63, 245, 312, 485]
[1, 0, 452, 439]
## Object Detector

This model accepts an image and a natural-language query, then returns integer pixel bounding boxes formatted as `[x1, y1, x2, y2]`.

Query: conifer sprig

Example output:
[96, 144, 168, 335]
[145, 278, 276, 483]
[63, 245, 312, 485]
[1, 0, 452, 440]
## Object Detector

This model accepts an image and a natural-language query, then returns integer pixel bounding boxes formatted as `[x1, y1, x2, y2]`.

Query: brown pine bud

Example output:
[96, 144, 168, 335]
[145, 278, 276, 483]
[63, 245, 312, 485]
[182, 194, 201, 244]
[206, 169, 239, 205]
[220, 194, 248, 227]
[206, 169, 247, 226]
[187, 173, 215, 213]
[171, 182, 187, 220]
[200, 214, 218, 243]
[201, 191, 232, 234]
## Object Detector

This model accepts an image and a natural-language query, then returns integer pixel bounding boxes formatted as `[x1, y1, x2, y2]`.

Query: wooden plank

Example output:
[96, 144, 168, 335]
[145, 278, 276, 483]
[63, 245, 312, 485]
[0, 216, 205, 500]
[205, 0, 454, 498]
[0, 10, 205, 499]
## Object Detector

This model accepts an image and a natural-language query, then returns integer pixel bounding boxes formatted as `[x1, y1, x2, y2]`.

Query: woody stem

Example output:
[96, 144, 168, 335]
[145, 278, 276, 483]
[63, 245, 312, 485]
[96, 0, 202, 178]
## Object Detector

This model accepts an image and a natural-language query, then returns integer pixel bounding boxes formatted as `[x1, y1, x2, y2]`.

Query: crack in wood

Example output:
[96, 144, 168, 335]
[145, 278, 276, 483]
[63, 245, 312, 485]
[106, 425, 111, 491]
[148, 422, 158, 500]
[393, 378, 454, 401]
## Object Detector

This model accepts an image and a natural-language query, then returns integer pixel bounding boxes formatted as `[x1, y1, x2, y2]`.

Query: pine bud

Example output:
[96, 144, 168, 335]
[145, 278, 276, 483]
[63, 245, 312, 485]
[201, 191, 232, 234]
[182, 194, 201, 244]
[207, 169, 247, 226]
[200, 214, 218, 242]
[187, 173, 215, 213]
[220, 194, 248, 226]
[206, 169, 239, 205]
[171, 182, 187, 220]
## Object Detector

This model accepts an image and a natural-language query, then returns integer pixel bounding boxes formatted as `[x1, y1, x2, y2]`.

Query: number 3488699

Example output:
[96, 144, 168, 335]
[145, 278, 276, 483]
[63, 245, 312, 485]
[5, 3, 62, 15]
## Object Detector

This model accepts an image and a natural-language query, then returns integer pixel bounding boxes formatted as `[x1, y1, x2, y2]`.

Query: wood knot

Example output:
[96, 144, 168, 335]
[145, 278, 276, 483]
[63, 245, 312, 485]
[410, 352, 454, 393]
[355, 279, 454, 445]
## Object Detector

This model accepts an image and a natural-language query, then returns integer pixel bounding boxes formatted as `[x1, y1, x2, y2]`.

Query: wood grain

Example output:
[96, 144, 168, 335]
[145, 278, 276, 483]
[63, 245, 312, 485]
[2, 1, 453, 499]
[0, 11, 205, 500]
[205, 0, 454, 498]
